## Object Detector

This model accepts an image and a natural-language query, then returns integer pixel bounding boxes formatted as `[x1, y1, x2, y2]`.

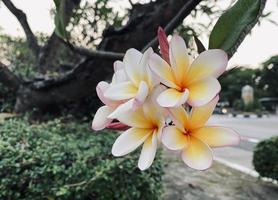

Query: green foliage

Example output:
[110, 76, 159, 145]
[0, 33, 37, 78]
[255, 55, 278, 97]
[54, 0, 69, 39]
[209, 0, 266, 57]
[54, 0, 126, 47]
[253, 136, 278, 180]
[0, 117, 163, 200]
[233, 99, 262, 112]
[219, 67, 258, 106]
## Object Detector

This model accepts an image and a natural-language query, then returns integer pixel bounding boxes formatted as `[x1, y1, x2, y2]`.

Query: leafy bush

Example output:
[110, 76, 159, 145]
[253, 136, 278, 180]
[0, 117, 163, 200]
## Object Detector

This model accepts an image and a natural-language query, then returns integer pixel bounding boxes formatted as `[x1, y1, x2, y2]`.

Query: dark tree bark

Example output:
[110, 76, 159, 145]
[0, 62, 21, 91]
[14, 0, 203, 112]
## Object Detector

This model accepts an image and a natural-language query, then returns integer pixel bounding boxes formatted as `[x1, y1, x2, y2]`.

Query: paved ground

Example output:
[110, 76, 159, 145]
[163, 151, 278, 200]
[163, 115, 278, 200]
[208, 115, 278, 172]
[208, 115, 278, 140]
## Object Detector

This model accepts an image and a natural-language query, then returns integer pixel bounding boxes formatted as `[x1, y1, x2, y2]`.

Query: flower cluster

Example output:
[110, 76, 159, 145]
[92, 29, 239, 171]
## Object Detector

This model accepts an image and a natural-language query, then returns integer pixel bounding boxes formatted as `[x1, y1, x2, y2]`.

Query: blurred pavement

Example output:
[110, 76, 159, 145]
[208, 115, 278, 174]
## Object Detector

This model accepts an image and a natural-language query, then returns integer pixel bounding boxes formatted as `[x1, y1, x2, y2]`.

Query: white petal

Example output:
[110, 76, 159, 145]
[162, 126, 188, 150]
[116, 107, 153, 128]
[138, 133, 157, 170]
[187, 49, 228, 83]
[193, 126, 240, 147]
[181, 136, 213, 170]
[104, 81, 137, 101]
[187, 77, 220, 107]
[139, 48, 154, 80]
[157, 88, 189, 108]
[149, 53, 179, 89]
[96, 81, 115, 106]
[114, 60, 125, 72]
[169, 35, 190, 83]
[123, 48, 143, 85]
[111, 69, 127, 84]
[108, 99, 134, 119]
[189, 95, 219, 129]
[112, 127, 152, 156]
[168, 106, 189, 132]
[134, 81, 149, 104]
[92, 106, 114, 130]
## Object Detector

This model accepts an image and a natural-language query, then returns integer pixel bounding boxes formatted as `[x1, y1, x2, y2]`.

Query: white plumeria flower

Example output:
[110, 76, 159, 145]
[92, 61, 128, 130]
[149, 34, 228, 108]
[162, 96, 240, 170]
[104, 48, 159, 118]
[112, 86, 166, 170]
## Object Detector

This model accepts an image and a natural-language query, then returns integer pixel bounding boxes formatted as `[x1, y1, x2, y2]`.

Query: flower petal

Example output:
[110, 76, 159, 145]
[181, 136, 213, 170]
[123, 48, 142, 85]
[108, 99, 135, 119]
[104, 81, 137, 101]
[134, 81, 149, 104]
[168, 106, 189, 132]
[189, 96, 219, 130]
[114, 60, 125, 72]
[187, 77, 220, 107]
[112, 127, 152, 156]
[157, 88, 189, 108]
[162, 126, 188, 150]
[96, 81, 115, 106]
[139, 48, 154, 80]
[138, 133, 157, 170]
[111, 69, 127, 84]
[193, 126, 240, 147]
[149, 53, 179, 89]
[169, 35, 190, 83]
[92, 106, 114, 130]
[116, 107, 153, 128]
[186, 49, 228, 83]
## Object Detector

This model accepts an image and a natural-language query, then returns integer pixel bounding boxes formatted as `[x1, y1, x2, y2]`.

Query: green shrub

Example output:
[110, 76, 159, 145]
[253, 136, 278, 180]
[0, 117, 163, 200]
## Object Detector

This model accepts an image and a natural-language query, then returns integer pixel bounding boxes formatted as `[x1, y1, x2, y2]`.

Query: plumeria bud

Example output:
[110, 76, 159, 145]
[157, 27, 170, 64]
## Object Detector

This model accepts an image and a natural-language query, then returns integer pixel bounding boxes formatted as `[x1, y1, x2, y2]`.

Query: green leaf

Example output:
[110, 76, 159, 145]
[193, 35, 206, 54]
[53, 0, 68, 39]
[209, 0, 266, 58]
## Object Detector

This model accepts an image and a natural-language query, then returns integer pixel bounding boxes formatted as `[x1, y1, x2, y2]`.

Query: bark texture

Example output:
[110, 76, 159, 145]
[13, 0, 202, 112]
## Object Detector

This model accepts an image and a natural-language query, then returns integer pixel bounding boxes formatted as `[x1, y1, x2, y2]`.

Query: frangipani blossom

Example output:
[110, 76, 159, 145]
[92, 61, 128, 130]
[149, 35, 228, 108]
[112, 86, 165, 170]
[162, 96, 240, 170]
[104, 48, 159, 118]
[92, 27, 240, 171]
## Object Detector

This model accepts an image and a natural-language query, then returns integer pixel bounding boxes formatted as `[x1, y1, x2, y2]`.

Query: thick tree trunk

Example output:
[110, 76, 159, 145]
[14, 0, 202, 112]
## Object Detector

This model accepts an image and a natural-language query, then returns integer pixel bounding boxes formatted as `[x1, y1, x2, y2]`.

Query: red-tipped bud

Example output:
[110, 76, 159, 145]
[158, 27, 170, 64]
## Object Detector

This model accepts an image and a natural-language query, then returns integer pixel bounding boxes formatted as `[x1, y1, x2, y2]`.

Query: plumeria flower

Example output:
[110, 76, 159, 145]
[112, 86, 165, 170]
[162, 96, 240, 170]
[92, 61, 128, 130]
[104, 48, 159, 118]
[149, 34, 228, 108]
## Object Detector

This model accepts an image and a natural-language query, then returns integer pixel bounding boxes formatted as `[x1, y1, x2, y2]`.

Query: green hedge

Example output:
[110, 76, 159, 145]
[0, 117, 163, 200]
[253, 136, 278, 180]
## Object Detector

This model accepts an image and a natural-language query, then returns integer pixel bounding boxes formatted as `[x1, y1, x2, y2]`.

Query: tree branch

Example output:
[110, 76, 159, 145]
[0, 62, 21, 91]
[2, 0, 40, 57]
[142, 0, 203, 51]
[13, 0, 203, 112]
[59, 39, 124, 60]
